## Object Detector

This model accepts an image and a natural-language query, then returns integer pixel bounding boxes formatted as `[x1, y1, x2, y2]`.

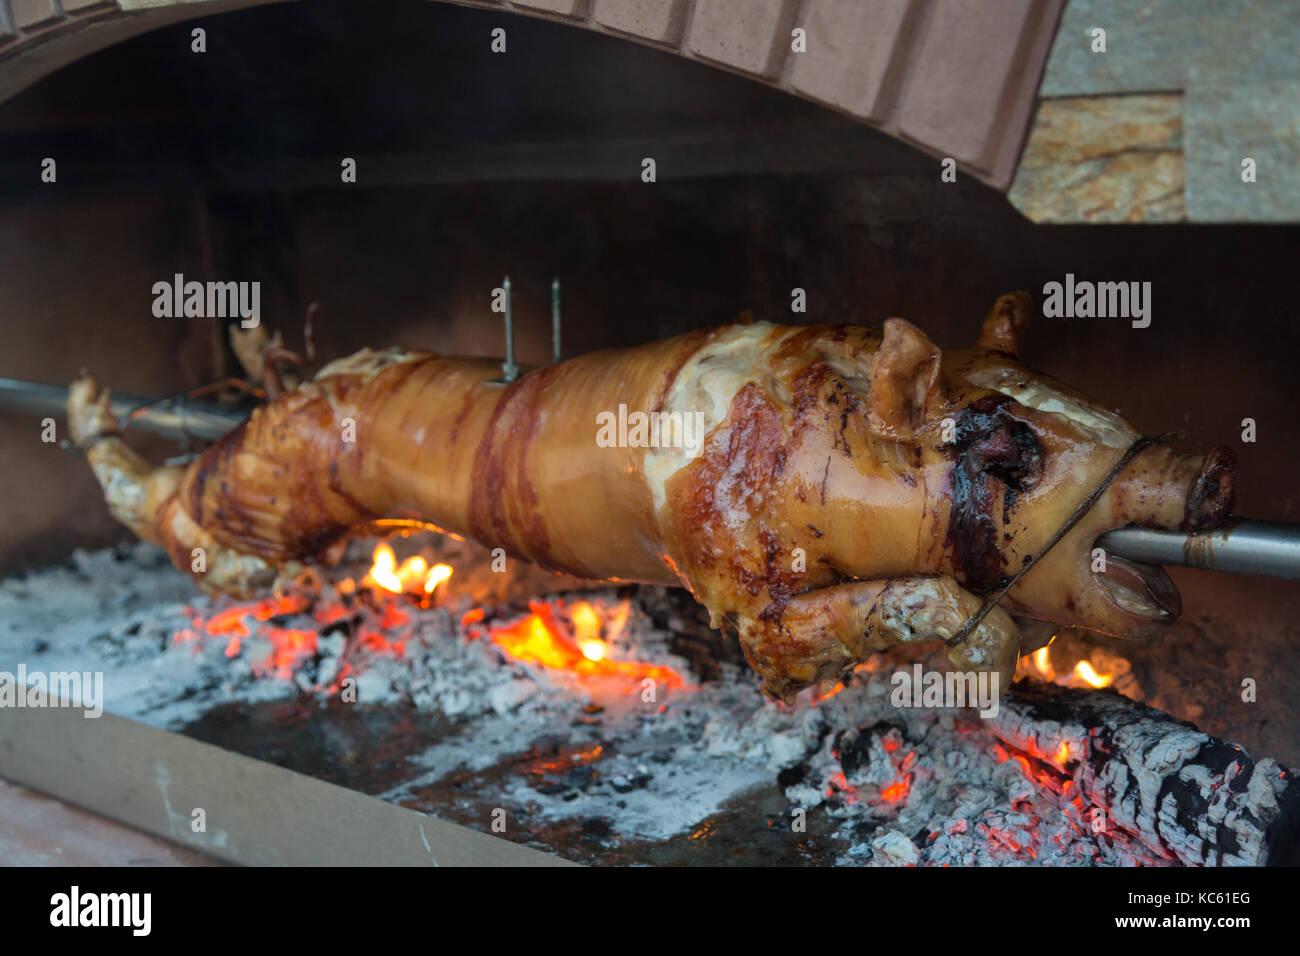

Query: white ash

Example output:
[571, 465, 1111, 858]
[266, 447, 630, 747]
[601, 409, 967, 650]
[0, 542, 1184, 865]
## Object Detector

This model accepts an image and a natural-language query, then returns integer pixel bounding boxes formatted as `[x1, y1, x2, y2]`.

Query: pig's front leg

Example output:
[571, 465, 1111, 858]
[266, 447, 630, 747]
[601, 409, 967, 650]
[736, 576, 1021, 703]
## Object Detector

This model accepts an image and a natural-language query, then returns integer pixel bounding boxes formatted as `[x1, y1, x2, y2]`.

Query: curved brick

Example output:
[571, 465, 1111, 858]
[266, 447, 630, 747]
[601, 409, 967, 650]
[898, 0, 1059, 175]
[512, 0, 588, 18]
[0, 0, 1066, 190]
[592, 0, 685, 45]
[788, 0, 917, 122]
[11, 0, 60, 31]
[685, 0, 796, 78]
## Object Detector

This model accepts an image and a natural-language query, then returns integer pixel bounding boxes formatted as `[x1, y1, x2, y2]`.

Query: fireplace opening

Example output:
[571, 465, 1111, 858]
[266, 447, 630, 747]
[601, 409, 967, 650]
[1, 0, 1298, 870]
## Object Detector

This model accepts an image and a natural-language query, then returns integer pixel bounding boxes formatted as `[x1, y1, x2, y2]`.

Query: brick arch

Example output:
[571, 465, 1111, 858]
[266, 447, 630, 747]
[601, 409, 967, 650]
[0, 0, 1062, 189]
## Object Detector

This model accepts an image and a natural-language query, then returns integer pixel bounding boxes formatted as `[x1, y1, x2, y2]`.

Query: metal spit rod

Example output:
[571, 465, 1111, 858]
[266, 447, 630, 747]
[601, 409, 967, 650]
[0, 377, 247, 443]
[487, 274, 563, 384]
[552, 277, 562, 364]
[1097, 520, 1300, 581]
[3, 375, 1300, 581]
[500, 275, 519, 383]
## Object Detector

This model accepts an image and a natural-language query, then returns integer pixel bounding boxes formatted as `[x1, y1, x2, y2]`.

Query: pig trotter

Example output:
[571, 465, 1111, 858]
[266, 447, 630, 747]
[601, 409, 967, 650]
[739, 576, 1021, 703]
[67, 374, 280, 596]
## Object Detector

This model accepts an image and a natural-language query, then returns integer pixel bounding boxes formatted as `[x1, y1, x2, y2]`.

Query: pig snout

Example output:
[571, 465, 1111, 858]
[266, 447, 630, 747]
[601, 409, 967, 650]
[1009, 443, 1236, 642]
[1183, 445, 1235, 531]
[1078, 444, 1236, 637]
[1106, 444, 1236, 533]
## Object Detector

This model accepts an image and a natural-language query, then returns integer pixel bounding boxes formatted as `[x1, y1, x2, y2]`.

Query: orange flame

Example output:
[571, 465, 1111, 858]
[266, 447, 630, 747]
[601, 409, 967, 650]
[365, 544, 453, 596]
[184, 548, 686, 694]
[423, 563, 453, 594]
[1073, 660, 1113, 688]
[487, 601, 685, 690]
[571, 600, 607, 661]
[1021, 644, 1117, 691]
[1031, 646, 1054, 681]
[368, 543, 402, 593]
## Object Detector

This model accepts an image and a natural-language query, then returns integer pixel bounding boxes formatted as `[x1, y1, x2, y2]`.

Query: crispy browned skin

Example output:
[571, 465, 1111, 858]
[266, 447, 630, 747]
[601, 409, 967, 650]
[70, 293, 1233, 700]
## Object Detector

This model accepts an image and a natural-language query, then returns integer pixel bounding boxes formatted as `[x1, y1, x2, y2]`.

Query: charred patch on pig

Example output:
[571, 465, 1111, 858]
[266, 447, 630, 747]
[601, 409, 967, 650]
[1183, 445, 1236, 532]
[945, 395, 1045, 593]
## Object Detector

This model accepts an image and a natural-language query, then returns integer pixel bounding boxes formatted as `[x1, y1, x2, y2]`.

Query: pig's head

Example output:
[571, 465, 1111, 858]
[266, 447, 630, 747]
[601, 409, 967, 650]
[867, 291, 1235, 640]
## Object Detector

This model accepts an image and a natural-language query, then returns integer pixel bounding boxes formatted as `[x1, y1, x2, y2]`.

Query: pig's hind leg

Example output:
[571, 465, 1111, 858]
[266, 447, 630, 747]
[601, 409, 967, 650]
[737, 575, 1021, 703]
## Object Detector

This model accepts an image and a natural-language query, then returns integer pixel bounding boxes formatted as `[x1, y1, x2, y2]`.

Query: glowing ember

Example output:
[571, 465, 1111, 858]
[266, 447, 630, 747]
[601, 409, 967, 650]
[198, 593, 311, 638]
[880, 778, 910, 803]
[178, 542, 685, 693]
[815, 682, 846, 702]
[262, 626, 317, 679]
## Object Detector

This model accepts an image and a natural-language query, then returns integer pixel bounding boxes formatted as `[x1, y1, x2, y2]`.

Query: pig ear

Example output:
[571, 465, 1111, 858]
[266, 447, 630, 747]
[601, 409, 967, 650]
[976, 291, 1033, 357]
[868, 318, 942, 440]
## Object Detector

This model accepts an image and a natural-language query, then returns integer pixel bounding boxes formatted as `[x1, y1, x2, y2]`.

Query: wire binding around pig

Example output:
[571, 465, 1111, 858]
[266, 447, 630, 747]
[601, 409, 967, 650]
[66, 292, 1235, 702]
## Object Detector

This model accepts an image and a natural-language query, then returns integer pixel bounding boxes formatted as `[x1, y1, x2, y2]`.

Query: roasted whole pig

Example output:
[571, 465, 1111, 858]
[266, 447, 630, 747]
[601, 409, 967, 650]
[68, 293, 1234, 700]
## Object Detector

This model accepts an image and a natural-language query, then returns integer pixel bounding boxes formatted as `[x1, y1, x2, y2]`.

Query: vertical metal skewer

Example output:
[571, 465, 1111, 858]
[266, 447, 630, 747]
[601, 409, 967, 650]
[552, 277, 562, 364]
[500, 275, 518, 383]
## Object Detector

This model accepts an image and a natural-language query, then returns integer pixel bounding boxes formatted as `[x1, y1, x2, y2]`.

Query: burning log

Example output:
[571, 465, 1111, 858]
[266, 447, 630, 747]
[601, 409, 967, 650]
[991, 681, 1300, 866]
